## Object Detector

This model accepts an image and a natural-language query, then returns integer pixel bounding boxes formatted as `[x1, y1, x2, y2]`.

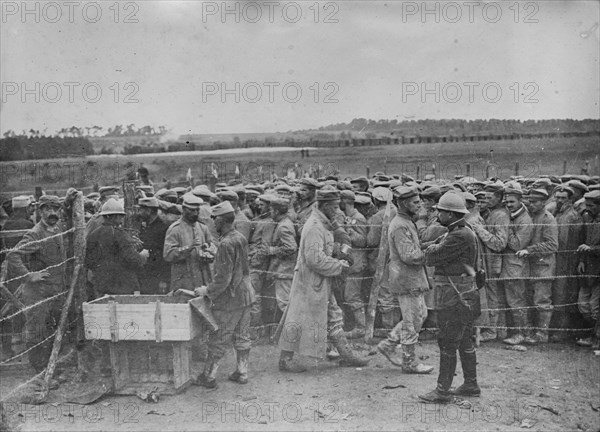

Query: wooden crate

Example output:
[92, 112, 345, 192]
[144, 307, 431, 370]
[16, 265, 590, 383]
[109, 340, 198, 395]
[82, 295, 200, 342]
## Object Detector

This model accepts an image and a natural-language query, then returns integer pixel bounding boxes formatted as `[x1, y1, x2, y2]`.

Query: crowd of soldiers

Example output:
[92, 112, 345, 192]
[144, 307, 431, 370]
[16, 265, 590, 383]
[1, 165, 599, 394]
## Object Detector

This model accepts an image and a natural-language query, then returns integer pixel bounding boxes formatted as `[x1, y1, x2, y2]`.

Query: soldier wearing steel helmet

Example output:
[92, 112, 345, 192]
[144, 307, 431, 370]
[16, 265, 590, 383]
[419, 191, 481, 403]
[85, 198, 149, 297]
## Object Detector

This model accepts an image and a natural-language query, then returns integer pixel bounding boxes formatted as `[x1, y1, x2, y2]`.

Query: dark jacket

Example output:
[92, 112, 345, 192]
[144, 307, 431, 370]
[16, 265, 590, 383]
[85, 222, 146, 295]
[138, 215, 171, 293]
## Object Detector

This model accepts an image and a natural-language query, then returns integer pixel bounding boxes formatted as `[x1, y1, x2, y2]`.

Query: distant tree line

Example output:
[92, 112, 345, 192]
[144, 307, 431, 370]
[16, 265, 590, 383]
[2, 124, 168, 139]
[0, 135, 94, 161]
[316, 118, 600, 136]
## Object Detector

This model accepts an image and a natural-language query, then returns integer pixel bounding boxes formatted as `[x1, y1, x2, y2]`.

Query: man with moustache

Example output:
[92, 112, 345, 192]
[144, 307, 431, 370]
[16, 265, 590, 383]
[7, 191, 77, 376]
[294, 178, 319, 240]
[377, 186, 434, 374]
[163, 194, 214, 293]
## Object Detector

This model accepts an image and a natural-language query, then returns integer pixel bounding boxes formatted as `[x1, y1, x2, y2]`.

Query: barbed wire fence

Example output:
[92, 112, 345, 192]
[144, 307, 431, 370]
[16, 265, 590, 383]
[0, 192, 86, 402]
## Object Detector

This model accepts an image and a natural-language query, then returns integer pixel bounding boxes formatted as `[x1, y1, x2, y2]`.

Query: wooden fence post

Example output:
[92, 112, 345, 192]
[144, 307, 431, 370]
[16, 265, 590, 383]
[123, 181, 137, 230]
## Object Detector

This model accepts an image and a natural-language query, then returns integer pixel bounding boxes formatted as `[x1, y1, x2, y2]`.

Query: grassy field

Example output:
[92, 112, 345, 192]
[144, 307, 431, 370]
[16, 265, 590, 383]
[1, 136, 598, 197]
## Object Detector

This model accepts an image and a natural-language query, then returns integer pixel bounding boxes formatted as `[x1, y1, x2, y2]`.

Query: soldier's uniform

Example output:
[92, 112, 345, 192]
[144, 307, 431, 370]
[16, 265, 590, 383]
[502, 199, 533, 344]
[264, 199, 297, 312]
[523, 189, 558, 343]
[163, 212, 213, 292]
[85, 209, 147, 296]
[197, 201, 255, 388]
[551, 188, 584, 336]
[7, 196, 68, 372]
[137, 198, 171, 294]
[471, 185, 510, 341]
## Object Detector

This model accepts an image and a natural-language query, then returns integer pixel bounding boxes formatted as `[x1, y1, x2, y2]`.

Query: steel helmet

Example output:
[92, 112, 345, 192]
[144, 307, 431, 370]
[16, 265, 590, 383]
[99, 198, 125, 216]
[435, 191, 469, 214]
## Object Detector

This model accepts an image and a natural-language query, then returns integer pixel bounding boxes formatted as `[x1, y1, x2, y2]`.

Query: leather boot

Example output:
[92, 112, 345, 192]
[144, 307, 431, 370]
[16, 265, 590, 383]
[330, 331, 369, 367]
[503, 311, 526, 345]
[534, 310, 553, 344]
[345, 309, 366, 339]
[377, 338, 402, 367]
[195, 355, 220, 388]
[451, 349, 480, 396]
[278, 350, 307, 373]
[437, 349, 457, 393]
[228, 349, 249, 384]
[401, 343, 433, 374]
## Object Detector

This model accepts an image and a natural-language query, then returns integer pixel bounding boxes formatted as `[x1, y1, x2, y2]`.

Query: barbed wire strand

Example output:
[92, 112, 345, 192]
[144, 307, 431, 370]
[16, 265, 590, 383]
[0, 257, 75, 288]
[0, 228, 75, 255]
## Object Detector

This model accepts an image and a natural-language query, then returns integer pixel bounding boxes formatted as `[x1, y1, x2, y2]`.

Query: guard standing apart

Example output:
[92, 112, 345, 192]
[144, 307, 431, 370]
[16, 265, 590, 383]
[419, 192, 481, 403]
[194, 201, 256, 388]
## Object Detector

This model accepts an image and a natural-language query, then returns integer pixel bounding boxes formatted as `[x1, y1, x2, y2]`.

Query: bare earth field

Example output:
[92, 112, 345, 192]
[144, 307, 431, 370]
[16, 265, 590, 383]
[1, 338, 599, 432]
[1, 136, 598, 195]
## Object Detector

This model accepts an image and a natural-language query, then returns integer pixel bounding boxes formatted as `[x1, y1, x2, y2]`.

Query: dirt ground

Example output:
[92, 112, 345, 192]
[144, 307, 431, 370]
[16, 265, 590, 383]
[1, 336, 599, 432]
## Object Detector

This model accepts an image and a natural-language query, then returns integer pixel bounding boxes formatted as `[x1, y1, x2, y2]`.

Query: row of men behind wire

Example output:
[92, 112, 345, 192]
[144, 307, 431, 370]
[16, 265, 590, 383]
[77, 171, 599, 349]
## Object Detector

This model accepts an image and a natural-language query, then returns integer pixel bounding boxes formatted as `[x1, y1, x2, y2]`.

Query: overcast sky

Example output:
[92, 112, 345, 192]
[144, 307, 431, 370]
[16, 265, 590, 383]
[1, 1, 599, 135]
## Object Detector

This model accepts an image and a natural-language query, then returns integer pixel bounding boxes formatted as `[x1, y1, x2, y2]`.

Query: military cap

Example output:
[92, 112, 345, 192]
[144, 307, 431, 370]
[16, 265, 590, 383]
[298, 178, 320, 189]
[401, 174, 415, 183]
[215, 182, 227, 189]
[484, 182, 505, 194]
[216, 189, 239, 201]
[373, 180, 391, 188]
[554, 185, 575, 196]
[270, 197, 290, 210]
[274, 184, 291, 193]
[504, 181, 523, 196]
[172, 187, 188, 195]
[463, 192, 477, 203]
[589, 184, 600, 191]
[258, 193, 276, 203]
[192, 185, 214, 198]
[420, 186, 442, 198]
[99, 186, 119, 197]
[99, 198, 125, 216]
[12, 195, 30, 209]
[86, 192, 100, 200]
[323, 180, 338, 187]
[374, 174, 390, 182]
[324, 175, 339, 182]
[355, 192, 372, 205]
[227, 179, 243, 186]
[439, 184, 456, 194]
[452, 182, 468, 192]
[372, 187, 392, 202]
[350, 176, 369, 185]
[246, 189, 260, 198]
[527, 188, 549, 200]
[475, 191, 487, 198]
[340, 190, 356, 201]
[230, 184, 246, 194]
[156, 189, 177, 200]
[532, 178, 552, 188]
[211, 200, 235, 216]
[393, 186, 418, 200]
[38, 195, 61, 209]
[316, 186, 340, 201]
[423, 174, 436, 181]
[566, 180, 588, 193]
[246, 184, 265, 194]
[583, 190, 600, 201]
[138, 197, 159, 208]
[182, 193, 204, 208]
[388, 180, 403, 189]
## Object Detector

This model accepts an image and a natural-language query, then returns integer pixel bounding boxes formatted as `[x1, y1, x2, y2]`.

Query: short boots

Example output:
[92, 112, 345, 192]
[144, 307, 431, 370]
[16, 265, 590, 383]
[345, 309, 366, 340]
[278, 350, 307, 373]
[196, 356, 220, 388]
[401, 344, 433, 374]
[376, 338, 403, 367]
[503, 311, 526, 345]
[228, 349, 249, 384]
[535, 310, 553, 344]
[419, 387, 452, 404]
[450, 349, 480, 396]
[330, 331, 369, 367]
